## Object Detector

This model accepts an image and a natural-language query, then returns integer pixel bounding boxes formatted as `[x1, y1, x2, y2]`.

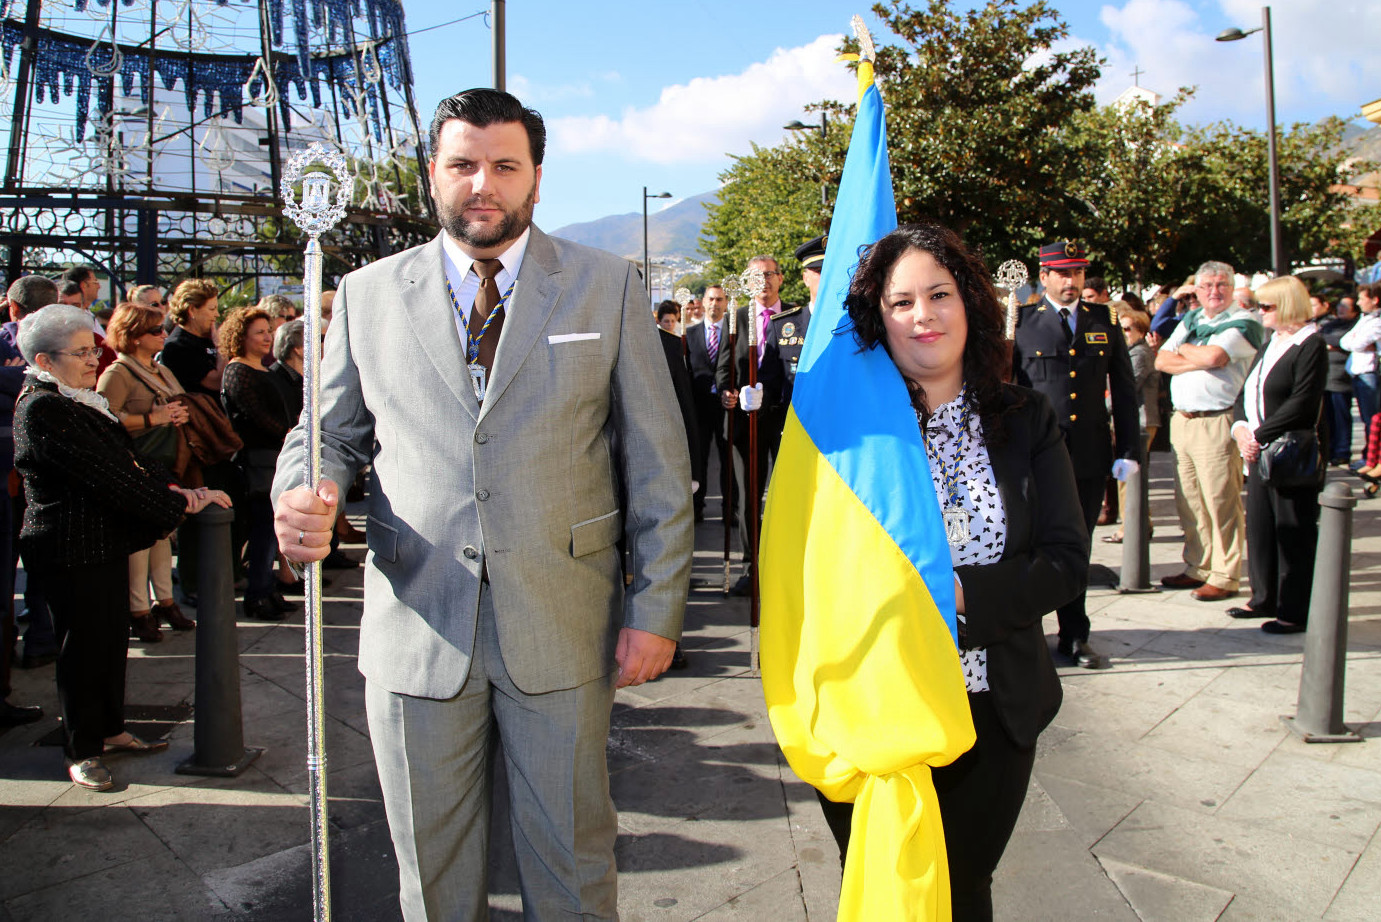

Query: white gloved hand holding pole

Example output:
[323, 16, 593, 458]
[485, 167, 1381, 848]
[740, 383, 764, 412]
[1111, 459, 1140, 482]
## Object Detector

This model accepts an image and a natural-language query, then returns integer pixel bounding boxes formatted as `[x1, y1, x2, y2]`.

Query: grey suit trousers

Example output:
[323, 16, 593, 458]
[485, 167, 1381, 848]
[366, 584, 619, 921]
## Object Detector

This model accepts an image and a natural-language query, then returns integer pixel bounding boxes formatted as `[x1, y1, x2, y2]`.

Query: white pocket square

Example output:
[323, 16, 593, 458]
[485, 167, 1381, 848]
[547, 332, 600, 344]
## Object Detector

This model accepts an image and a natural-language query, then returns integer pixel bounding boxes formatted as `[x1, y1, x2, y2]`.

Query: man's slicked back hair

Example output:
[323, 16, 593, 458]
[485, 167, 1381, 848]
[429, 88, 546, 166]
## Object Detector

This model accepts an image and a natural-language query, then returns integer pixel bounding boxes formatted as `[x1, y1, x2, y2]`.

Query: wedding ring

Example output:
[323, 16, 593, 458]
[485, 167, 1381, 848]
[298, 530, 305, 546]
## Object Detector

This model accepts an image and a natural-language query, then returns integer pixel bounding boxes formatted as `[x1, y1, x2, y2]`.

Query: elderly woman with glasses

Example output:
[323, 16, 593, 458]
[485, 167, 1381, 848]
[97, 302, 196, 641]
[14, 305, 229, 791]
[1230, 276, 1328, 634]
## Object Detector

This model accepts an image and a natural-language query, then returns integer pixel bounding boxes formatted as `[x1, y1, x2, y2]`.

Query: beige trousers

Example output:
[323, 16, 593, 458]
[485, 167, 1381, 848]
[128, 537, 174, 611]
[1170, 413, 1244, 590]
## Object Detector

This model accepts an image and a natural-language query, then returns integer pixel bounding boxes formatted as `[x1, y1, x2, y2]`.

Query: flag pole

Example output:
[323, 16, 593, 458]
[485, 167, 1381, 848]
[281, 143, 351, 922]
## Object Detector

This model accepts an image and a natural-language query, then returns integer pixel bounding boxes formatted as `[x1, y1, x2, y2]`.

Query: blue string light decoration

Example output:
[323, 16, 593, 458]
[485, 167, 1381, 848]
[2, 0, 410, 141]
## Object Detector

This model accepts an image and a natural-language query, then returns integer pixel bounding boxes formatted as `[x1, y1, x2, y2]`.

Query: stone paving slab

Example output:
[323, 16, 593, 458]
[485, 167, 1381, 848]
[3, 454, 1381, 920]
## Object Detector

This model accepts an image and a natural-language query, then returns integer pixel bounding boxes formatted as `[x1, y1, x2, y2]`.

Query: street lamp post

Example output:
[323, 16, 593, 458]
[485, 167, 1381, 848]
[785, 113, 829, 207]
[1217, 6, 1286, 278]
[643, 186, 672, 306]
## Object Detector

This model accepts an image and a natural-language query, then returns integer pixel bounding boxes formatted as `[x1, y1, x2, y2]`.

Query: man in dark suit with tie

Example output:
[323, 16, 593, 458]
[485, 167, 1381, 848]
[1014, 241, 1140, 670]
[686, 284, 732, 522]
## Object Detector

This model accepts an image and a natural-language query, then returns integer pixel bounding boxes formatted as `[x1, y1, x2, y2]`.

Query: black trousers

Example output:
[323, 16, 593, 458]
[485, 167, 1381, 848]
[727, 407, 780, 556]
[1244, 465, 1320, 624]
[814, 692, 1037, 922]
[1055, 474, 1104, 644]
[40, 559, 130, 761]
[692, 395, 734, 516]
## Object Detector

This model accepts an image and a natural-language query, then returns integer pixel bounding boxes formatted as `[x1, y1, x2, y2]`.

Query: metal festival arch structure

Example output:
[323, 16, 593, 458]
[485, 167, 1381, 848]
[0, 0, 438, 295]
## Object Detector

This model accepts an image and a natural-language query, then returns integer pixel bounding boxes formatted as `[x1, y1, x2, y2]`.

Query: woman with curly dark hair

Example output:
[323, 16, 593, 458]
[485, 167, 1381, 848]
[219, 306, 294, 621]
[816, 222, 1088, 920]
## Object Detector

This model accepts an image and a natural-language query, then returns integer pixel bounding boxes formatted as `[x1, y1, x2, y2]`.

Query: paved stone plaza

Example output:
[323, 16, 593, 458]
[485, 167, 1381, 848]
[0, 451, 1379, 920]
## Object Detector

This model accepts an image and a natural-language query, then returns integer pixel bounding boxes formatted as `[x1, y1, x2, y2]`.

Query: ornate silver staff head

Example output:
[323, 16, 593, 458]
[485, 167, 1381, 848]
[282, 143, 351, 238]
[741, 266, 767, 347]
[721, 275, 743, 334]
[995, 260, 1029, 339]
[675, 286, 693, 308]
[741, 265, 767, 302]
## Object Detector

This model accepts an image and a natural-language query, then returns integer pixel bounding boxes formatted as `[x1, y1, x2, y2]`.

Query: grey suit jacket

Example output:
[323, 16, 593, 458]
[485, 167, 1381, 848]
[273, 227, 693, 698]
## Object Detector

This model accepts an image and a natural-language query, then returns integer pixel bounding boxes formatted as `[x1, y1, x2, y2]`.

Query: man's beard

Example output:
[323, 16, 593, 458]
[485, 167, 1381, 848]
[437, 184, 536, 250]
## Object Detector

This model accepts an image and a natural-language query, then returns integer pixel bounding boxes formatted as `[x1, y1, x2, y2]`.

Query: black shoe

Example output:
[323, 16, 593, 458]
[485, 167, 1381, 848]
[1227, 606, 1272, 619]
[19, 651, 58, 669]
[0, 701, 43, 726]
[1160, 572, 1206, 590]
[176, 588, 199, 608]
[1262, 619, 1306, 634]
[269, 591, 299, 614]
[322, 550, 359, 570]
[729, 572, 753, 597]
[1058, 639, 1109, 669]
[278, 577, 306, 595]
[243, 597, 286, 622]
[669, 644, 689, 670]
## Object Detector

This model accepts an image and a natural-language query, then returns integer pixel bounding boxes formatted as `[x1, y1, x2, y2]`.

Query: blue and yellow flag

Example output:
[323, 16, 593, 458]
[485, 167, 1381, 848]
[759, 52, 976, 922]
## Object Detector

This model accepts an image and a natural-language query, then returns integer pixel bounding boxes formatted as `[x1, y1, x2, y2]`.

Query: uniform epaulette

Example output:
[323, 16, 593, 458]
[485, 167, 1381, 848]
[773, 303, 804, 320]
[1108, 301, 1117, 325]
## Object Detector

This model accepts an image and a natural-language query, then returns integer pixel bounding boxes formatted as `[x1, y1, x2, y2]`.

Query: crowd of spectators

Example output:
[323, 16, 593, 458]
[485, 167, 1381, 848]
[0, 267, 352, 790]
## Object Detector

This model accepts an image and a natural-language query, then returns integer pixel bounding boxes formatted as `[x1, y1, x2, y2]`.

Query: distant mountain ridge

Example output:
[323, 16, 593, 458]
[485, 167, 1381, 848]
[552, 191, 718, 261]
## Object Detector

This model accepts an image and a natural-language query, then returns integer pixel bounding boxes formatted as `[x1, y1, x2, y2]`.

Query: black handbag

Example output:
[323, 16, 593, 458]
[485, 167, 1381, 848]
[1258, 429, 1324, 490]
[238, 447, 281, 496]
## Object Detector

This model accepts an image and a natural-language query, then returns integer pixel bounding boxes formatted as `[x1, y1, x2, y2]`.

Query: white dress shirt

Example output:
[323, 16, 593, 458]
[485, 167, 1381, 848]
[1339, 311, 1381, 376]
[440, 227, 531, 349]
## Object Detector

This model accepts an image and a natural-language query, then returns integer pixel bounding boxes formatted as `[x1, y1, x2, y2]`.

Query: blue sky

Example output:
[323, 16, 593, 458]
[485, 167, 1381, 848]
[401, 0, 1380, 233]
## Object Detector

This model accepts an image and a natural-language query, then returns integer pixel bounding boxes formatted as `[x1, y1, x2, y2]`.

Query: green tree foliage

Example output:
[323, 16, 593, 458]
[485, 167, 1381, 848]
[1174, 118, 1376, 277]
[700, 0, 1376, 292]
[1063, 91, 1203, 289]
[866, 0, 1101, 265]
[701, 123, 848, 306]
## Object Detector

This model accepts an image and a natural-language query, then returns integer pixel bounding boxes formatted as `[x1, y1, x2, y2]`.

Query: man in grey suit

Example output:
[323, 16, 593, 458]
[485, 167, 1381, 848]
[274, 88, 692, 920]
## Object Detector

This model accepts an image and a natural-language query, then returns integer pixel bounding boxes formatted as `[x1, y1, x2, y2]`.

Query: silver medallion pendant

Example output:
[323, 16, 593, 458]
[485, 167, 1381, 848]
[468, 363, 487, 403]
[942, 505, 971, 548]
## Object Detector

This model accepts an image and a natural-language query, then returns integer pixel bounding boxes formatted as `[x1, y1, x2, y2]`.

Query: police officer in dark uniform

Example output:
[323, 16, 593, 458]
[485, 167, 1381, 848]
[1014, 241, 1140, 670]
[759, 235, 823, 454]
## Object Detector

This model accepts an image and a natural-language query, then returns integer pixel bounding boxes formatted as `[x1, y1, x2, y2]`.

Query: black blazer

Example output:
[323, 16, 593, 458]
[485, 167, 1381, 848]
[685, 319, 725, 397]
[954, 386, 1088, 749]
[14, 379, 187, 569]
[713, 305, 786, 410]
[1013, 299, 1140, 479]
[658, 327, 704, 487]
[1233, 331, 1328, 447]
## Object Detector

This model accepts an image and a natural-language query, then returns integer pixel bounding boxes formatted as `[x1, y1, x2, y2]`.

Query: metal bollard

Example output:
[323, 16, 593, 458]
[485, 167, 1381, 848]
[177, 505, 266, 775]
[1118, 447, 1156, 593]
[1282, 481, 1362, 743]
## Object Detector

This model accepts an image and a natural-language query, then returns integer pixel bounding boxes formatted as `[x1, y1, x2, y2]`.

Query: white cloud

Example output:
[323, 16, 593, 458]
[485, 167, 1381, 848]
[548, 34, 856, 164]
[1087, 0, 1381, 126]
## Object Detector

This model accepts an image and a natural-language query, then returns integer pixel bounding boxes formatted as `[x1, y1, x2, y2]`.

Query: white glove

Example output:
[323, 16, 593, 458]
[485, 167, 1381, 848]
[691, 480, 700, 494]
[740, 383, 764, 412]
[1111, 459, 1140, 482]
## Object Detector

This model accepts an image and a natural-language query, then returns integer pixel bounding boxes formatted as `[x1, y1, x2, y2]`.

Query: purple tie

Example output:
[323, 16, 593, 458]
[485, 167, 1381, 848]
[706, 322, 719, 362]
